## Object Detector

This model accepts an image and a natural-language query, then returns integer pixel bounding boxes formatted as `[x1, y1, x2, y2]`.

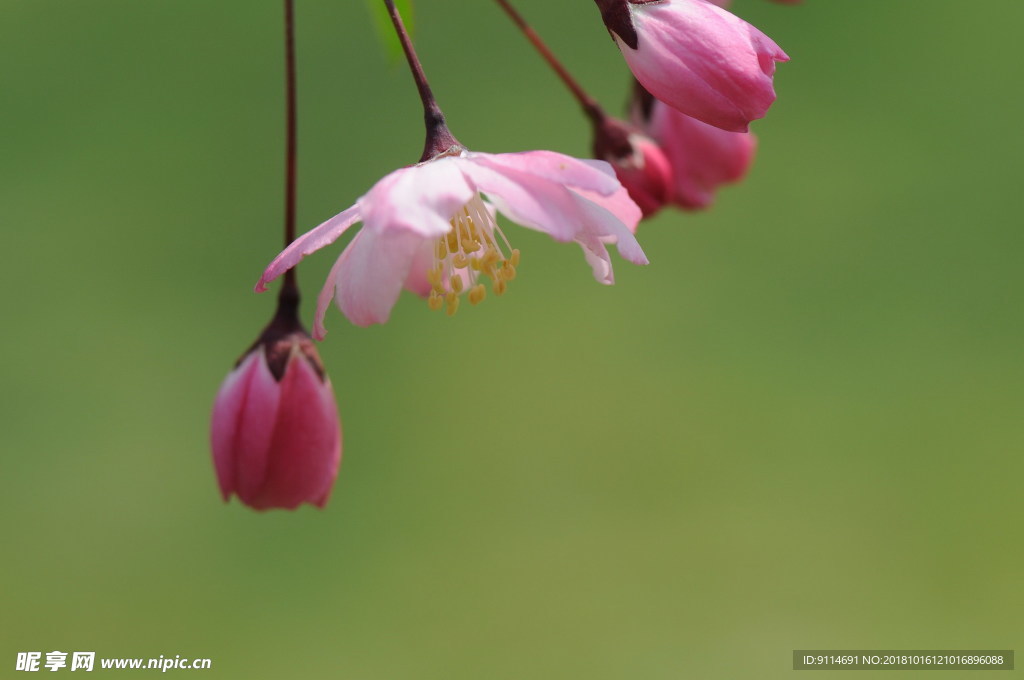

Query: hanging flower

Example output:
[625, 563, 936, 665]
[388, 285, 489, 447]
[634, 95, 757, 211]
[211, 321, 342, 511]
[256, 146, 648, 336]
[595, 0, 789, 132]
[590, 114, 675, 218]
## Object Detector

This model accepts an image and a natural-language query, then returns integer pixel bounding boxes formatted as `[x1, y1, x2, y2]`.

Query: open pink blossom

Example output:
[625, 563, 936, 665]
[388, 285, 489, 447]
[211, 335, 341, 511]
[596, 0, 788, 132]
[644, 100, 757, 210]
[256, 148, 648, 336]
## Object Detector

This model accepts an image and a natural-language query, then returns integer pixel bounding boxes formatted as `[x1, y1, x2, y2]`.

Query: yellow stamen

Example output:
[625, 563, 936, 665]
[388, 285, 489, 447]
[423, 197, 519, 316]
[469, 284, 486, 305]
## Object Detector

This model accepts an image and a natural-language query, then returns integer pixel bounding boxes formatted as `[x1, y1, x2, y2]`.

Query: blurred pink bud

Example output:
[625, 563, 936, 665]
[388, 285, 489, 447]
[591, 115, 674, 218]
[211, 321, 341, 511]
[645, 100, 757, 210]
[596, 0, 788, 132]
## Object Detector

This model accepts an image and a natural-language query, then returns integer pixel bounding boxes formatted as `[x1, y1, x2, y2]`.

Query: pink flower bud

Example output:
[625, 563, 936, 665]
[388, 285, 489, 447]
[646, 101, 757, 210]
[211, 325, 341, 511]
[591, 115, 675, 218]
[596, 0, 789, 132]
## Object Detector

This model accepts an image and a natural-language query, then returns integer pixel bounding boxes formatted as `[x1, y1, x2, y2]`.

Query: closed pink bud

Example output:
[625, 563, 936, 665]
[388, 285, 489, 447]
[597, 0, 788, 132]
[647, 101, 757, 210]
[211, 323, 341, 511]
[591, 114, 674, 218]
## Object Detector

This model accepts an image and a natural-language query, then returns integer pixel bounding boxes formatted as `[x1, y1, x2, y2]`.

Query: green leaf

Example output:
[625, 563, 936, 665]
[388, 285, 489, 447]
[365, 0, 415, 63]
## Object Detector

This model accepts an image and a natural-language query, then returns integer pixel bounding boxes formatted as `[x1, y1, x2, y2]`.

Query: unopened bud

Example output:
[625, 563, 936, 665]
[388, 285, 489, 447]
[210, 303, 342, 511]
[592, 115, 674, 219]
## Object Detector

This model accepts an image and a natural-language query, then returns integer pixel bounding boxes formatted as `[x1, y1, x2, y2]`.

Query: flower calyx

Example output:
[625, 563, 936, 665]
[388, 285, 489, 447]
[594, 0, 662, 50]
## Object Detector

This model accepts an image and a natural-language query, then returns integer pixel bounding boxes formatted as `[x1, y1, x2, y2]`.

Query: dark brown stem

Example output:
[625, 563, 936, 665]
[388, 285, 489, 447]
[278, 0, 300, 315]
[382, 0, 460, 160]
[494, 0, 606, 125]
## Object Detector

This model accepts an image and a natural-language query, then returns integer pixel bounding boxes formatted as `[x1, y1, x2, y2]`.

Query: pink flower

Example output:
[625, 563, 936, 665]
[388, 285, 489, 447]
[643, 100, 757, 210]
[256, 148, 648, 335]
[591, 115, 675, 218]
[211, 332, 341, 511]
[706, 0, 801, 7]
[596, 0, 789, 132]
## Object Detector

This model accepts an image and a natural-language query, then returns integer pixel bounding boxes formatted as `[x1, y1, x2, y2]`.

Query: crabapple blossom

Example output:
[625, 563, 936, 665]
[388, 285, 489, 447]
[256, 147, 648, 334]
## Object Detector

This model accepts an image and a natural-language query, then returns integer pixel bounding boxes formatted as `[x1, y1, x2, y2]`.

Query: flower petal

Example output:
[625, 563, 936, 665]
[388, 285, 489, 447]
[403, 237, 437, 298]
[457, 157, 601, 242]
[256, 205, 361, 293]
[650, 102, 757, 210]
[210, 352, 260, 501]
[359, 158, 475, 239]
[571, 186, 643, 236]
[467, 150, 623, 196]
[332, 224, 429, 327]
[248, 351, 342, 510]
[577, 233, 615, 285]
[231, 350, 283, 504]
[313, 249, 348, 341]
[568, 189, 649, 267]
[620, 0, 789, 132]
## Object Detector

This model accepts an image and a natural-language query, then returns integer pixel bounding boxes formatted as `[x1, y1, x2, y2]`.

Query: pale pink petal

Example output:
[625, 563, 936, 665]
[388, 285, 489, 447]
[333, 224, 429, 327]
[572, 186, 643, 237]
[457, 158, 647, 282]
[576, 233, 615, 285]
[568, 189, 649, 267]
[467, 150, 623, 196]
[313, 250, 348, 341]
[256, 205, 361, 293]
[358, 158, 474, 239]
[249, 352, 341, 510]
[403, 237, 437, 298]
[457, 158, 600, 242]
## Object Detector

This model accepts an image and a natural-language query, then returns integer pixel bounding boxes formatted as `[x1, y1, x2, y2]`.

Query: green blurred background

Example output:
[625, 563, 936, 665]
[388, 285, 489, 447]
[2, 0, 1022, 677]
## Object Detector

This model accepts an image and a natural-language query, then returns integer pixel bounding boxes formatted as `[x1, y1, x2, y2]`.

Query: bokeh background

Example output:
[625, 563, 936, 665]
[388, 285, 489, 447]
[3, 1, 1022, 677]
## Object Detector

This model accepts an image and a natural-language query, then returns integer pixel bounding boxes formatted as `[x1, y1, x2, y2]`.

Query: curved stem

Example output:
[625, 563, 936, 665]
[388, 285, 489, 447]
[382, 0, 459, 160]
[494, 0, 605, 125]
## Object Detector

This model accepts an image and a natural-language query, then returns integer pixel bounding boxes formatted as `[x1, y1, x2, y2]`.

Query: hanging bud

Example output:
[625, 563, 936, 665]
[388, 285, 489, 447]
[591, 113, 674, 219]
[631, 83, 757, 211]
[210, 291, 342, 511]
[595, 0, 788, 132]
